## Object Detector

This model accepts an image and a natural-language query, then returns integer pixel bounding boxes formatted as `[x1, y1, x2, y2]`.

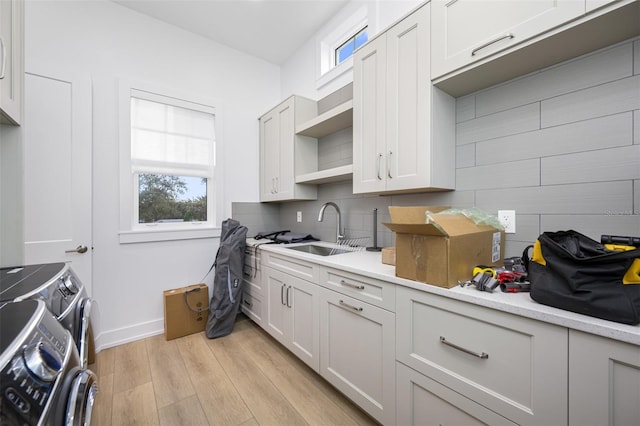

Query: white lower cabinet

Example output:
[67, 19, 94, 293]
[396, 286, 568, 425]
[569, 330, 640, 426]
[319, 286, 395, 425]
[263, 265, 319, 371]
[241, 247, 264, 325]
[396, 361, 516, 426]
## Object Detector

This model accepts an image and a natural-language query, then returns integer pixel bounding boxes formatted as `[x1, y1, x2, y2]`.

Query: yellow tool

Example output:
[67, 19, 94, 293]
[472, 266, 496, 278]
[604, 244, 636, 252]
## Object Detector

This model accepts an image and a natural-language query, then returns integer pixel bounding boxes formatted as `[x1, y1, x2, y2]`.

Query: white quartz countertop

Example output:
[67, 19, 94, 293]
[248, 239, 640, 346]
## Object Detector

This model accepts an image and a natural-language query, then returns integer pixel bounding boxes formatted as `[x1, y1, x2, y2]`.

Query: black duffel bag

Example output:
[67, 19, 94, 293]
[527, 230, 640, 325]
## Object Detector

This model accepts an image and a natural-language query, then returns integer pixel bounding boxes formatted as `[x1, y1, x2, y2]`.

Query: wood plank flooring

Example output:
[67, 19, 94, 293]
[91, 315, 378, 426]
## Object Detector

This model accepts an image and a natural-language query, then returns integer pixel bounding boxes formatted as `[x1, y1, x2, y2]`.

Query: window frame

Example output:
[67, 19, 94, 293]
[118, 80, 223, 243]
[316, 5, 371, 89]
[335, 26, 368, 66]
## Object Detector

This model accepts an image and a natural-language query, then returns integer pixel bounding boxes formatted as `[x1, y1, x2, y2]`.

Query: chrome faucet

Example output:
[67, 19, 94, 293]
[318, 202, 344, 243]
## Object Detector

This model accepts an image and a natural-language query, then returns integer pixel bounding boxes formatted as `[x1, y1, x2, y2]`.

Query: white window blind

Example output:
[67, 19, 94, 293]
[130, 94, 215, 178]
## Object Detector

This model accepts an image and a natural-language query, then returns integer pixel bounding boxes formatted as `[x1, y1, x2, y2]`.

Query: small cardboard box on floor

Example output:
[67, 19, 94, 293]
[163, 283, 209, 340]
[383, 206, 504, 288]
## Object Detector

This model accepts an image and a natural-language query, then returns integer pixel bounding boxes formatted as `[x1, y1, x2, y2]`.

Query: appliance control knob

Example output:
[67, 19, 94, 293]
[23, 342, 62, 382]
[58, 274, 79, 296]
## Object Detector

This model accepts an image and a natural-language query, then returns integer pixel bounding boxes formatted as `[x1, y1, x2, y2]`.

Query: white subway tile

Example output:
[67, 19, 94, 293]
[456, 144, 475, 168]
[457, 103, 540, 145]
[540, 214, 639, 239]
[541, 75, 640, 127]
[476, 43, 633, 116]
[476, 181, 633, 215]
[541, 145, 640, 185]
[634, 39, 640, 75]
[476, 113, 633, 165]
[456, 95, 475, 123]
[456, 159, 540, 191]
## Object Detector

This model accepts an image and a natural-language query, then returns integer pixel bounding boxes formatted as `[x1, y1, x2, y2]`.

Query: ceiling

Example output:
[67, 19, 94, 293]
[113, 0, 350, 65]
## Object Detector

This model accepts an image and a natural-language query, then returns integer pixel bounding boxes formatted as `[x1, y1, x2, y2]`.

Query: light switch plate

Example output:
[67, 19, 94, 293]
[296, 211, 302, 223]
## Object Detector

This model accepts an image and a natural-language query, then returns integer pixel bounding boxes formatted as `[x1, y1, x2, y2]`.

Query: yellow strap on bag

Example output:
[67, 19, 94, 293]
[532, 240, 546, 266]
[623, 258, 640, 285]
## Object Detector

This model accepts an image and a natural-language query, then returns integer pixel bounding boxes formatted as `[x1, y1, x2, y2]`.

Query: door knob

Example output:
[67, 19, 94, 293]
[65, 245, 88, 254]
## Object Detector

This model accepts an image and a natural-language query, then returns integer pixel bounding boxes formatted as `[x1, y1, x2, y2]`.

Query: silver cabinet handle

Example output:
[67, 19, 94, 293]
[243, 299, 252, 308]
[281, 284, 286, 305]
[471, 33, 514, 56]
[0, 36, 6, 79]
[339, 300, 363, 312]
[286, 285, 291, 308]
[377, 153, 383, 180]
[275, 177, 279, 194]
[440, 336, 489, 359]
[65, 245, 88, 254]
[340, 279, 365, 290]
[387, 151, 393, 179]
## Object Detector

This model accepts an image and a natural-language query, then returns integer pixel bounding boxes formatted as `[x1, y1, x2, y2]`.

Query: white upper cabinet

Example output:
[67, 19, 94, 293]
[431, 0, 585, 80]
[0, 0, 24, 125]
[353, 3, 455, 195]
[259, 96, 318, 202]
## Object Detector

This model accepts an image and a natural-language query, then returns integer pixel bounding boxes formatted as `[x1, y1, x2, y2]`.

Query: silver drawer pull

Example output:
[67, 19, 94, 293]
[339, 300, 363, 312]
[471, 33, 514, 56]
[340, 279, 365, 290]
[440, 336, 489, 359]
[243, 299, 252, 308]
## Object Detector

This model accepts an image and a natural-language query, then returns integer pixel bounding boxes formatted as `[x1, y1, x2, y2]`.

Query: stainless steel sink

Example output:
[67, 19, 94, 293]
[285, 244, 351, 256]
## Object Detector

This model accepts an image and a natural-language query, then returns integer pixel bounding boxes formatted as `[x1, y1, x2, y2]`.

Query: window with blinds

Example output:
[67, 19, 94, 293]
[129, 91, 216, 227]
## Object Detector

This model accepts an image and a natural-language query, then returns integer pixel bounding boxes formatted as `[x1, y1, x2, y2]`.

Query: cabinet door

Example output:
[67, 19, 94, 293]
[275, 97, 295, 200]
[431, 0, 584, 79]
[0, 0, 23, 125]
[259, 110, 280, 201]
[264, 266, 288, 343]
[396, 362, 516, 426]
[385, 4, 430, 192]
[353, 34, 387, 194]
[569, 330, 640, 426]
[319, 287, 395, 425]
[287, 276, 319, 372]
[263, 265, 319, 371]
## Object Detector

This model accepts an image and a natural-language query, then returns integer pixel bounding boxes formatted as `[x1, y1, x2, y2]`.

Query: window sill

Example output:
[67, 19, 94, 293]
[316, 57, 354, 90]
[119, 226, 220, 244]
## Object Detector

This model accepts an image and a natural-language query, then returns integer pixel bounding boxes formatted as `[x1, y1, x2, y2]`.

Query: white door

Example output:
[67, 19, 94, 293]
[23, 67, 92, 293]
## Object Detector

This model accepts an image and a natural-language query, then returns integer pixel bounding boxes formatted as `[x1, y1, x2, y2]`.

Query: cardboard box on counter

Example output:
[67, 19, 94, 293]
[383, 206, 504, 288]
[381, 247, 396, 266]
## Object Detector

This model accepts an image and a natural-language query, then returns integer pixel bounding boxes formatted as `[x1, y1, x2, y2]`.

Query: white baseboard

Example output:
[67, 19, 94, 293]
[94, 318, 164, 352]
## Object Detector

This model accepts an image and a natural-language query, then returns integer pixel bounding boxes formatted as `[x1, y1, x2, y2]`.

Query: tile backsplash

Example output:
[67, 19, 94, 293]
[234, 38, 639, 258]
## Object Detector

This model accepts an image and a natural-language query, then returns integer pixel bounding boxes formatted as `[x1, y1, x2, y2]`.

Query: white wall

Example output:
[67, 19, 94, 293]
[25, 0, 280, 349]
[281, 0, 422, 99]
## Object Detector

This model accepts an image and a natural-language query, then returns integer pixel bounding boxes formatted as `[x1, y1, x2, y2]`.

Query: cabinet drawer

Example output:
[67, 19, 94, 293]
[396, 286, 568, 425]
[243, 247, 263, 294]
[396, 361, 516, 426]
[320, 267, 395, 311]
[241, 288, 264, 326]
[261, 251, 319, 283]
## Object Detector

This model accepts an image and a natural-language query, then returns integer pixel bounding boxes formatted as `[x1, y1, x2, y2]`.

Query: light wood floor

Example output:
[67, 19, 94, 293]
[91, 314, 378, 426]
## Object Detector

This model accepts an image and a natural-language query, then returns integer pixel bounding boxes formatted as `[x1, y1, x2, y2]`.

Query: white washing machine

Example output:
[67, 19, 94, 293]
[0, 263, 97, 369]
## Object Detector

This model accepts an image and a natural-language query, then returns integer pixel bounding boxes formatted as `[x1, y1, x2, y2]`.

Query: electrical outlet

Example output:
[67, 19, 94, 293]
[498, 210, 516, 234]
[296, 211, 303, 223]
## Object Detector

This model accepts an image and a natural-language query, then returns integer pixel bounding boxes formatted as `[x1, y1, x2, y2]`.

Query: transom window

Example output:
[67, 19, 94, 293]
[335, 26, 368, 65]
